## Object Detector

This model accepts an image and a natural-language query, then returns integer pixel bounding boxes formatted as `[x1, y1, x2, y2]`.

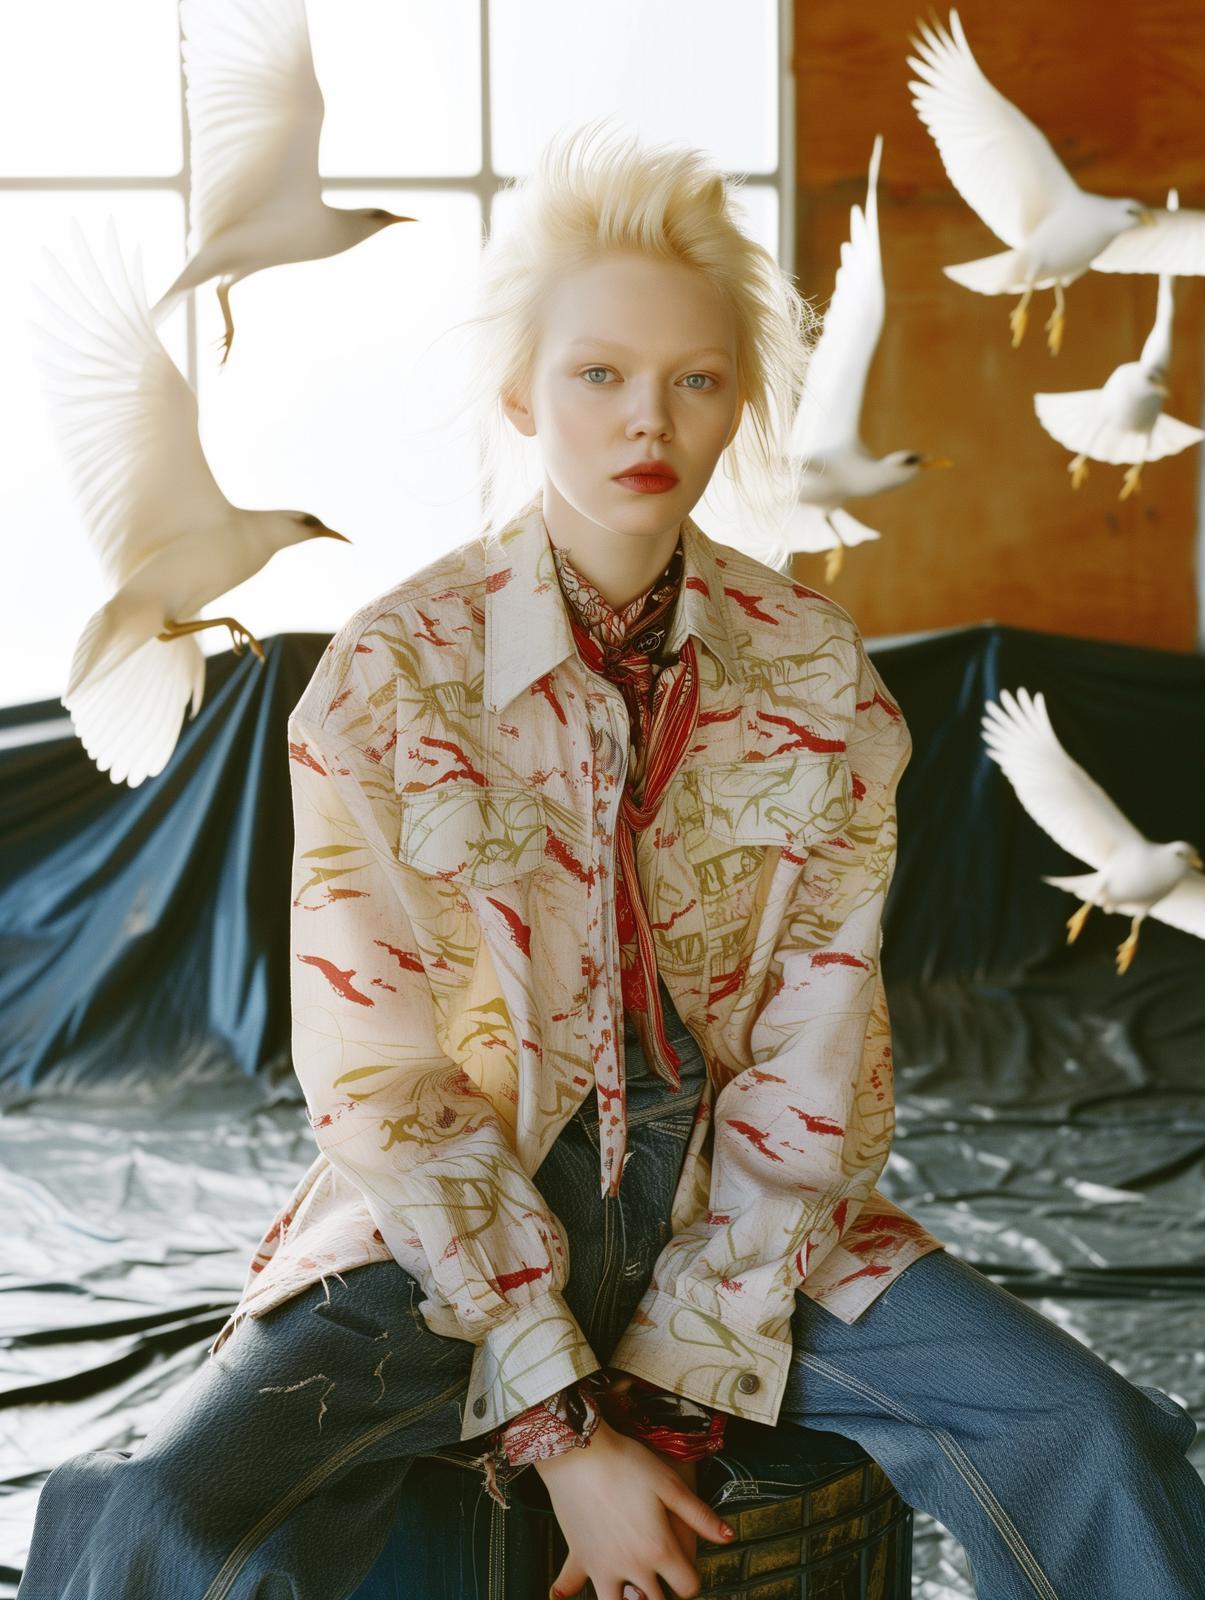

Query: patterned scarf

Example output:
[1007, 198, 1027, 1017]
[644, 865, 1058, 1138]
[553, 545, 700, 1186]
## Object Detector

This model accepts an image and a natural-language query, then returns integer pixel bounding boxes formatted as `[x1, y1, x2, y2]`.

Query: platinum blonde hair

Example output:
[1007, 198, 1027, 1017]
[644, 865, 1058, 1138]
[473, 128, 812, 536]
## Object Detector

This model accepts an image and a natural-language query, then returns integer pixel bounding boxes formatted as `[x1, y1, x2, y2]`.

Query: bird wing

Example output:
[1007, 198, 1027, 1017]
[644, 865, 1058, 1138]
[1144, 412, 1205, 461]
[1150, 870, 1205, 940]
[790, 137, 884, 460]
[982, 687, 1146, 868]
[908, 12, 1076, 249]
[180, 0, 324, 250]
[779, 500, 841, 553]
[34, 226, 233, 589]
[828, 506, 882, 547]
[66, 634, 206, 788]
[1091, 209, 1205, 275]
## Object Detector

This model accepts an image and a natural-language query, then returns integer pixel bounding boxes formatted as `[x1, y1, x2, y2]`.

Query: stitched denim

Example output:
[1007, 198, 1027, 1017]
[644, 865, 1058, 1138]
[17, 1008, 706, 1600]
[780, 1250, 1205, 1600]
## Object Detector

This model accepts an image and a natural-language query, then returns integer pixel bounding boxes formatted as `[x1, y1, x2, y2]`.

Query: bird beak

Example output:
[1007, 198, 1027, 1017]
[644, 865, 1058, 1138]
[1189, 851, 1204, 870]
[919, 456, 954, 470]
[1137, 208, 1157, 227]
[314, 524, 351, 542]
[1153, 382, 1170, 396]
[386, 214, 414, 226]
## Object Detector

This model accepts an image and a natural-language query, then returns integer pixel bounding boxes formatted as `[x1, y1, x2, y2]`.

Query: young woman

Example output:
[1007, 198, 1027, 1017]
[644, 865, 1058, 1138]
[21, 134, 1205, 1600]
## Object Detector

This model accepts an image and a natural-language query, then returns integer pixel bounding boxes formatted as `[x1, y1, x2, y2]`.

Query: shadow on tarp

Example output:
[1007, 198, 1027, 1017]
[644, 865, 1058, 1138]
[0, 634, 331, 1104]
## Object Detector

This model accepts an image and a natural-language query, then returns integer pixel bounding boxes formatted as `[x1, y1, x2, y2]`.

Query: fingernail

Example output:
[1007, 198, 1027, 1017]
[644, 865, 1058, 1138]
[720, 1524, 735, 1540]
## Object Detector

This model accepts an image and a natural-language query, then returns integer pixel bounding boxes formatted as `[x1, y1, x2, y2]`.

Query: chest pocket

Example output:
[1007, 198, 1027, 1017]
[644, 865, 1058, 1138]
[680, 752, 852, 872]
[397, 787, 547, 886]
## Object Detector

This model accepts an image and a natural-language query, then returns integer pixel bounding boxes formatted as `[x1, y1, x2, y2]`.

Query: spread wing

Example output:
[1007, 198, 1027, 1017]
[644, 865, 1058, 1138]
[790, 136, 884, 460]
[1092, 208, 1205, 275]
[181, 0, 324, 249]
[908, 11, 1076, 249]
[34, 224, 232, 588]
[1151, 870, 1205, 940]
[981, 688, 1145, 869]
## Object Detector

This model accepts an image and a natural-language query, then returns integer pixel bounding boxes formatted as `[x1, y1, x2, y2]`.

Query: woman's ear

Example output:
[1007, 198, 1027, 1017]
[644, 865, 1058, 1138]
[502, 388, 537, 438]
[723, 398, 745, 450]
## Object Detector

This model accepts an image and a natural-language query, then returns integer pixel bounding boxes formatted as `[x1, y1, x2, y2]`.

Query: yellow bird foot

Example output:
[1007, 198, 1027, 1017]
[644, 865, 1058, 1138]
[1115, 916, 1142, 974]
[1069, 455, 1089, 490]
[1119, 465, 1143, 500]
[1009, 304, 1029, 347]
[1045, 310, 1065, 356]
[824, 545, 846, 584]
[1065, 900, 1093, 944]
[158, 616, 266, 663]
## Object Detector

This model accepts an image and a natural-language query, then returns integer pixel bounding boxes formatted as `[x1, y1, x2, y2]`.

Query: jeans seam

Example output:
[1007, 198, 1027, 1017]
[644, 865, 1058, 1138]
[792, 1352, 1061, 1600]
[198, 1375, 465, 1600]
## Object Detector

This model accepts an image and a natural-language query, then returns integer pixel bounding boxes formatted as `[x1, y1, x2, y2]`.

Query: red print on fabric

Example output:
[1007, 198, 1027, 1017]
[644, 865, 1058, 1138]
[485, 898, 533, 959]
[789, 1108, 845, 1137]
[727, 1121, 785, 1162]
[420, 736, 487, 786]
[723, 588, 778, 624]
[289, 741, 325, 773]
[494, 1262, 552, 1294]
[296, 955, 375, 1007]
[374, 940, 424, 973]
[485, 567, 514, 593]
[530, 674, 568, 725]
[811, 951, 869, 971]
[757, 713, 846, 755]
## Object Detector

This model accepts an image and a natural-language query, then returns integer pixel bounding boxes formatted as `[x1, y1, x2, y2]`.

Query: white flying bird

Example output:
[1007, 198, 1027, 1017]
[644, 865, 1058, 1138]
[982, 688, 1205, 973]
[154, 0, 410, 360]
[36, 226, 346, 787]
[910, 13, 1205, 355]
[781, 136, 951, 583]
[1035, 197, 1204, 498]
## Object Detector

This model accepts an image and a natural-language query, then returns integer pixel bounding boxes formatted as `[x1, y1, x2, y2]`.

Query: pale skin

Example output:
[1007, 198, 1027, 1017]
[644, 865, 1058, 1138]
[504, 253, 744, 1598]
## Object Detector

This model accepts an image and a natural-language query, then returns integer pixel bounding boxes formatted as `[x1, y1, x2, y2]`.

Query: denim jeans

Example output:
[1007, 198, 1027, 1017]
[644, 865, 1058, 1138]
[20, 1004, 1205, 1599]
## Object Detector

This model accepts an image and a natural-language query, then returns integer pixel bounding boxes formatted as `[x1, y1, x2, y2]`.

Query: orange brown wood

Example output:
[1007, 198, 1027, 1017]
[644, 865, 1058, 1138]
[791, 0, 1205, 649]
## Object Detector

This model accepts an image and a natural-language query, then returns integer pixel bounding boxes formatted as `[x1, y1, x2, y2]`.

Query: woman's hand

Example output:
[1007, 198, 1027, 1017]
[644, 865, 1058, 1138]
[535, 1419, 733, 1599]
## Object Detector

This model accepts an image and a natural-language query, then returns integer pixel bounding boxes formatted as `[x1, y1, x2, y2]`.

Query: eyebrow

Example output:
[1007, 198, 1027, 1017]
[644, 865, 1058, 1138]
[563, 339, 734, 361]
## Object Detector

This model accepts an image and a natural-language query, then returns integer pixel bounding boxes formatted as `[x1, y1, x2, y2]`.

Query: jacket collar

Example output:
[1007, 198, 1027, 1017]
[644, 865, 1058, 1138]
[484, 503, 745, 714]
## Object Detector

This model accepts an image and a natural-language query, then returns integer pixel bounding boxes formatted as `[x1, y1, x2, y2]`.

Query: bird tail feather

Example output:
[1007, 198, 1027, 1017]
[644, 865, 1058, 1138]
[1043, 872, 1103, 896]
[779, 501, 841, 554]
[1035, 390, 1205, 464]
[944, 251, 1029, 295]
[65, 634, 205, 787]
[828, 506, 882, 548]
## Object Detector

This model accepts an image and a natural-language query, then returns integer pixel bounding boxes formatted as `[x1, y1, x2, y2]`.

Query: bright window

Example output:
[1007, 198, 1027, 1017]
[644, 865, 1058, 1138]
[0, 0, 794, 708]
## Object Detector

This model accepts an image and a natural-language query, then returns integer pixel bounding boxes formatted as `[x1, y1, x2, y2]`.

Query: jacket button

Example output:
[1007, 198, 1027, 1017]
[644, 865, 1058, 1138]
[472, 1396, 488, 1419]
[736, 1373, 760, 1396]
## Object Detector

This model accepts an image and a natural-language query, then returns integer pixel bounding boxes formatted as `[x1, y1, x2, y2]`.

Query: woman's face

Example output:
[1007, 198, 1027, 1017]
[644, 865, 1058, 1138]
[505, 253, 742, 541]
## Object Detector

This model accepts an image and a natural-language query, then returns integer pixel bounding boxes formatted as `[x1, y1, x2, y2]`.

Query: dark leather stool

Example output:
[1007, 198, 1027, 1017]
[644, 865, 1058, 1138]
[353, 1419, 912, 1599]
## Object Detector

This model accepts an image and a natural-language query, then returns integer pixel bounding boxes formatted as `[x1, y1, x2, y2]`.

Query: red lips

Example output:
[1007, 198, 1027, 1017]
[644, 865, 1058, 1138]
[612, 460, 680, 495]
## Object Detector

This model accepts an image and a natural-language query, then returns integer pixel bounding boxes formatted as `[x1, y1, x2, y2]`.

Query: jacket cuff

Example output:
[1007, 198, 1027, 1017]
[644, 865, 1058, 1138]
[609, 1289, 790, 1427]
[460, 1292, 600, 1440]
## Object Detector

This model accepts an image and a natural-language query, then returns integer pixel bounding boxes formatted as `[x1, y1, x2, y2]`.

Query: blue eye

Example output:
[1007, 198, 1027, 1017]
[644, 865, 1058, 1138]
[682, 373, 712, 390]
[584, 367, 610, 383]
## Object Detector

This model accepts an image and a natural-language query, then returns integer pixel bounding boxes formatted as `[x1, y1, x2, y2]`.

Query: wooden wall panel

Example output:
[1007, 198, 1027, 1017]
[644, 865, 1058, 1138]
[791, 0, 1205, 648]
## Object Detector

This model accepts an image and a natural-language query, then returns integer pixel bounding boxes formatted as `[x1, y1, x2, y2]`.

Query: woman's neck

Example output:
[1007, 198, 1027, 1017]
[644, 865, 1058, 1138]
[542, 478, 681, 611]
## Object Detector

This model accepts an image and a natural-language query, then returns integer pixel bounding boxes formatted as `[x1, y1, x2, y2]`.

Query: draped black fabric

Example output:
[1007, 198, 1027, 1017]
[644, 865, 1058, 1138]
[0, 635, 330, 1102]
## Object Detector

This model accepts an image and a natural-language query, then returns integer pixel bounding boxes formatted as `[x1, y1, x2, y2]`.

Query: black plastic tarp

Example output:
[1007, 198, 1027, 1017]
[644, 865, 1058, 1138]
[0, 622, 1203, 1589]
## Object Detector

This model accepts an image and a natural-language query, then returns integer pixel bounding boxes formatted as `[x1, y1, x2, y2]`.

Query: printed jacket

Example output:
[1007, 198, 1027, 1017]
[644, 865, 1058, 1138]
[223, 506, 941, 1439]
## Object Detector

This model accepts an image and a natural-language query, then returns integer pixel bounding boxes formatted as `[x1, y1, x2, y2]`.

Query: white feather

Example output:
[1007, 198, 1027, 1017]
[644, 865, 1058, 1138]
[908, 11, 1075, 250]
[34, 226, 337, 786]
[983, 688, 1205, 940]
[791, 135, 884, 461]
[1034, 391, 1203, 465]
[1092, 208, 1205, 275]
[180, 0, 323, 256]
[981, 688, 1143, 868]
